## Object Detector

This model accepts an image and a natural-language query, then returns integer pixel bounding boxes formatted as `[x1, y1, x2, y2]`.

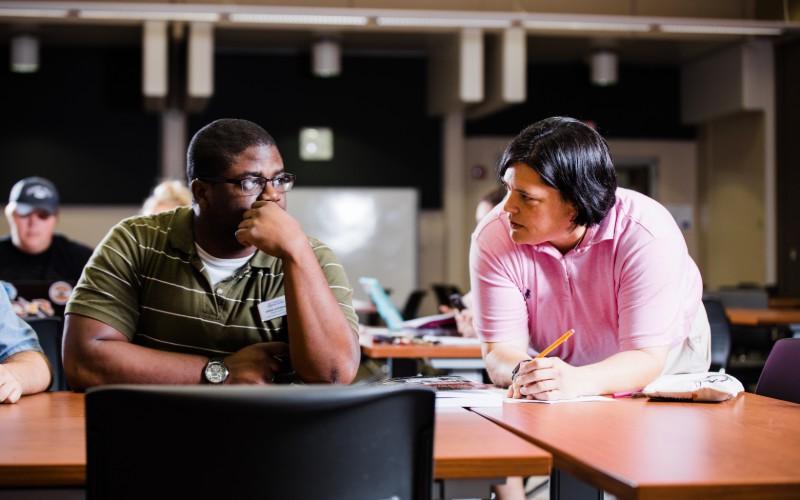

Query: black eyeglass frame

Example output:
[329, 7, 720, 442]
[195, 173, 296, 196]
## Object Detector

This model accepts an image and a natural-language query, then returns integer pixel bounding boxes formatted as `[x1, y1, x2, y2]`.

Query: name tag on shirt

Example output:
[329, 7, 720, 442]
[258, 296, 287, 322]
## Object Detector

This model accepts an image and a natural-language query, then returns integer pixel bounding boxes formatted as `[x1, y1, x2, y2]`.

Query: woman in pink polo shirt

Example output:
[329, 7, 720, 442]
[471, 117, 710, 400]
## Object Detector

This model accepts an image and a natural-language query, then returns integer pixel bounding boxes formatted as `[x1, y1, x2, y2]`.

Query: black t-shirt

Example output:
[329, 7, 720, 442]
[0, 234, 93, 285]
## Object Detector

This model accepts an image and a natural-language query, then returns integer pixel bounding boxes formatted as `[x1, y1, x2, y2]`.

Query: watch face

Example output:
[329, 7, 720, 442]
[205, 361, 228, 384]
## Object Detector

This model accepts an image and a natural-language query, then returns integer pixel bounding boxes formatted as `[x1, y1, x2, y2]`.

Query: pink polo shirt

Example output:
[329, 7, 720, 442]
[470, 188, 704, 366]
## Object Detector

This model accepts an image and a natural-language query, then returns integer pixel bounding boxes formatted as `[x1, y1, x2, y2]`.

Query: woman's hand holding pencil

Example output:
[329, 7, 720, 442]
[507, 329, 590, 401]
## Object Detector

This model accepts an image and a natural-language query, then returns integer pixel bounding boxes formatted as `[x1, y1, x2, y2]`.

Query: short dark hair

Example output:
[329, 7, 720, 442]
[186, 119, 276, 180]
[498, 116, 617, 227]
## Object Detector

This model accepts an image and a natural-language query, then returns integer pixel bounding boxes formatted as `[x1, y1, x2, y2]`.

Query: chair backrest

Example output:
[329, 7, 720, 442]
[431, 284, 462, 308]
[702, 299, 732, 372]
[86, 384, 435, 500]
[756, 338, 800, 403]
[26, 317, 67, 391]
[402, 289, 428, 320]
[706, 288, 769, 309]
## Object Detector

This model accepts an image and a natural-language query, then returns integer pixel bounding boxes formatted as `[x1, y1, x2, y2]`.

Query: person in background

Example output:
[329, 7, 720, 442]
[475, 186, 507, 225]
[471, 117, 710, 401]
[141, 179, 193, 215]
[0, 285, 51, 403]
[0, 177, 93, 311]
[63, 118, 360, 389]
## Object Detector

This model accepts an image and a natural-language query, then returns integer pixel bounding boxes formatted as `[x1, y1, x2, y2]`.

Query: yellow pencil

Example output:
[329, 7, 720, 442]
[535, 329, 574, 358]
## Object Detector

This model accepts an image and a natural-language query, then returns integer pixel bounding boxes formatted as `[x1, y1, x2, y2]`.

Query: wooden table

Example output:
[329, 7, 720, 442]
[360, 335, 483, 359]
[768, 297, 800, 309]
[474, 393, 800, 500]
[360, 333, 484, 378]
[434, 408, 550, 498]
[726, 307, 800, 326]
[0, 392, 550, 500]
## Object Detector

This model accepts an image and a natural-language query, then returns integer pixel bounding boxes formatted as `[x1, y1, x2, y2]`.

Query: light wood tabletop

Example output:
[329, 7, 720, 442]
[474, 393, 800, 500]
[726, 307, 800, 326]
[0, 391, 549, 488]
[434, 408, 550, 479]
[360, 335, 482, 359]
[0, 392, 85, 487]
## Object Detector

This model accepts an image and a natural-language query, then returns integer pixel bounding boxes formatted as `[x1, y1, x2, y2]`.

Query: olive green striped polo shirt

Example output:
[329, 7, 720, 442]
[66, 207, 359, 357]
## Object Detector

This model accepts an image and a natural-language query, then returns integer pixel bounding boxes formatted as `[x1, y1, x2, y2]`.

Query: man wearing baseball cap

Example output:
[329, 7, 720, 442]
[1, 177, 93, 292]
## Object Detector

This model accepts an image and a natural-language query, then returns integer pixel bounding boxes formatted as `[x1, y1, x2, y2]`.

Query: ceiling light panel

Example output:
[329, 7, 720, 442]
[376, 17, 510, 28]
[79, 10, 219, 22]
[0, 8, 69, 18]
[228, 13, 368, 26]
[522, 20, 651, 32]
[659, 24, 782, 36]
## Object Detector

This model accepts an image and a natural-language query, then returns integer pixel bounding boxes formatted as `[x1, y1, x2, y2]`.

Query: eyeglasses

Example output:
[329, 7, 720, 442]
[197, 173, 296, 197]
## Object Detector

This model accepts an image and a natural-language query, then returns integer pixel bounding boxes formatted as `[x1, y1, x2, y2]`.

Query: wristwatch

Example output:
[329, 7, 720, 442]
[511, 359, 532, 383]
[203, 358, 230, 384]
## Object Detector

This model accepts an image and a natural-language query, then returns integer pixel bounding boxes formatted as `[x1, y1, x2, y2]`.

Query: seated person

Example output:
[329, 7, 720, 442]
[63, 119, 360, 389]
[0, 286, 51, 403]
[471, 117, 710, 400]
[0, 177, 93, 311]
[141, 179, 193, 215]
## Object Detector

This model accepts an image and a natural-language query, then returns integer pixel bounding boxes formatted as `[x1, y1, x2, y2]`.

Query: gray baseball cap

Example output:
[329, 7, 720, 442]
[8, 177, 59, 216]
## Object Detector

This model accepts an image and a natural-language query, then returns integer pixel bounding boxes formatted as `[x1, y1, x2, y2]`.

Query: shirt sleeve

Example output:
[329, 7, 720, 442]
[65, 221, 142, 340]
[616, 233, 691, 351]
[0, 286, 43, 362]
[470, 222, 530, 344]
[309, 239, 360, 335]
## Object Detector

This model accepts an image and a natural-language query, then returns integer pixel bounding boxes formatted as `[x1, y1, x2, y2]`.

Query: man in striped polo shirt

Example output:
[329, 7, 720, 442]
[63, 119, 360, 388]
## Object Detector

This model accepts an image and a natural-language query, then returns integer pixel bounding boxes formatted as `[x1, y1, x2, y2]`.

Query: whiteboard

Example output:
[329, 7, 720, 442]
[287, 188, 418, 306]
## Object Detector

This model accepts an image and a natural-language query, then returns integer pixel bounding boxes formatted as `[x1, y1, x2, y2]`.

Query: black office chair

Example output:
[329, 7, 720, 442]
[402, 289, 428, 320]
[431, 284, 463, 308]
[755, 338, 800, 404]
[86, 384, 435, 500]
[27, 317, 67, 391]
[702, 299, 732, 372]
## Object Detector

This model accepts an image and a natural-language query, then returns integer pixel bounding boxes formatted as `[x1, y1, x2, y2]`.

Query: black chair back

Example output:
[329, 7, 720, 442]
[431, 284, 462, 308]
[27, 317, 67, 391]
[756, 338, 800, 404]
[702, 299, 732, 372]
[402, 289, 428, 320]
[86, 384, 435, 500]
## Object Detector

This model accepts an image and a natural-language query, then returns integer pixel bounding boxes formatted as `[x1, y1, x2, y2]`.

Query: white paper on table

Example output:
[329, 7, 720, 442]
[503, 395, 614, 404]
[435, 389, 506, 408]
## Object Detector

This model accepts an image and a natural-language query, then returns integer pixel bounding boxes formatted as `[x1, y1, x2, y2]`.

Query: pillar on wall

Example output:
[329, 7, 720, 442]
[442, 111, 468, 289]
[428, 29, 484, 115]
[467, 26, 527, 119]
[427, 30, 486, 291]
[682, 40, 776, 288]
[161, 110, 187, 182]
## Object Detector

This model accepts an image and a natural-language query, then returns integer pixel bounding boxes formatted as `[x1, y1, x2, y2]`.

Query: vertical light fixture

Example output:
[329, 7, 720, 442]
[312, 38, 340, 77]
[11, 35, 38, 73]
[187, 22, 213, 99]
[591, 50, 618, 86]
[142, 21, 168, 98]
